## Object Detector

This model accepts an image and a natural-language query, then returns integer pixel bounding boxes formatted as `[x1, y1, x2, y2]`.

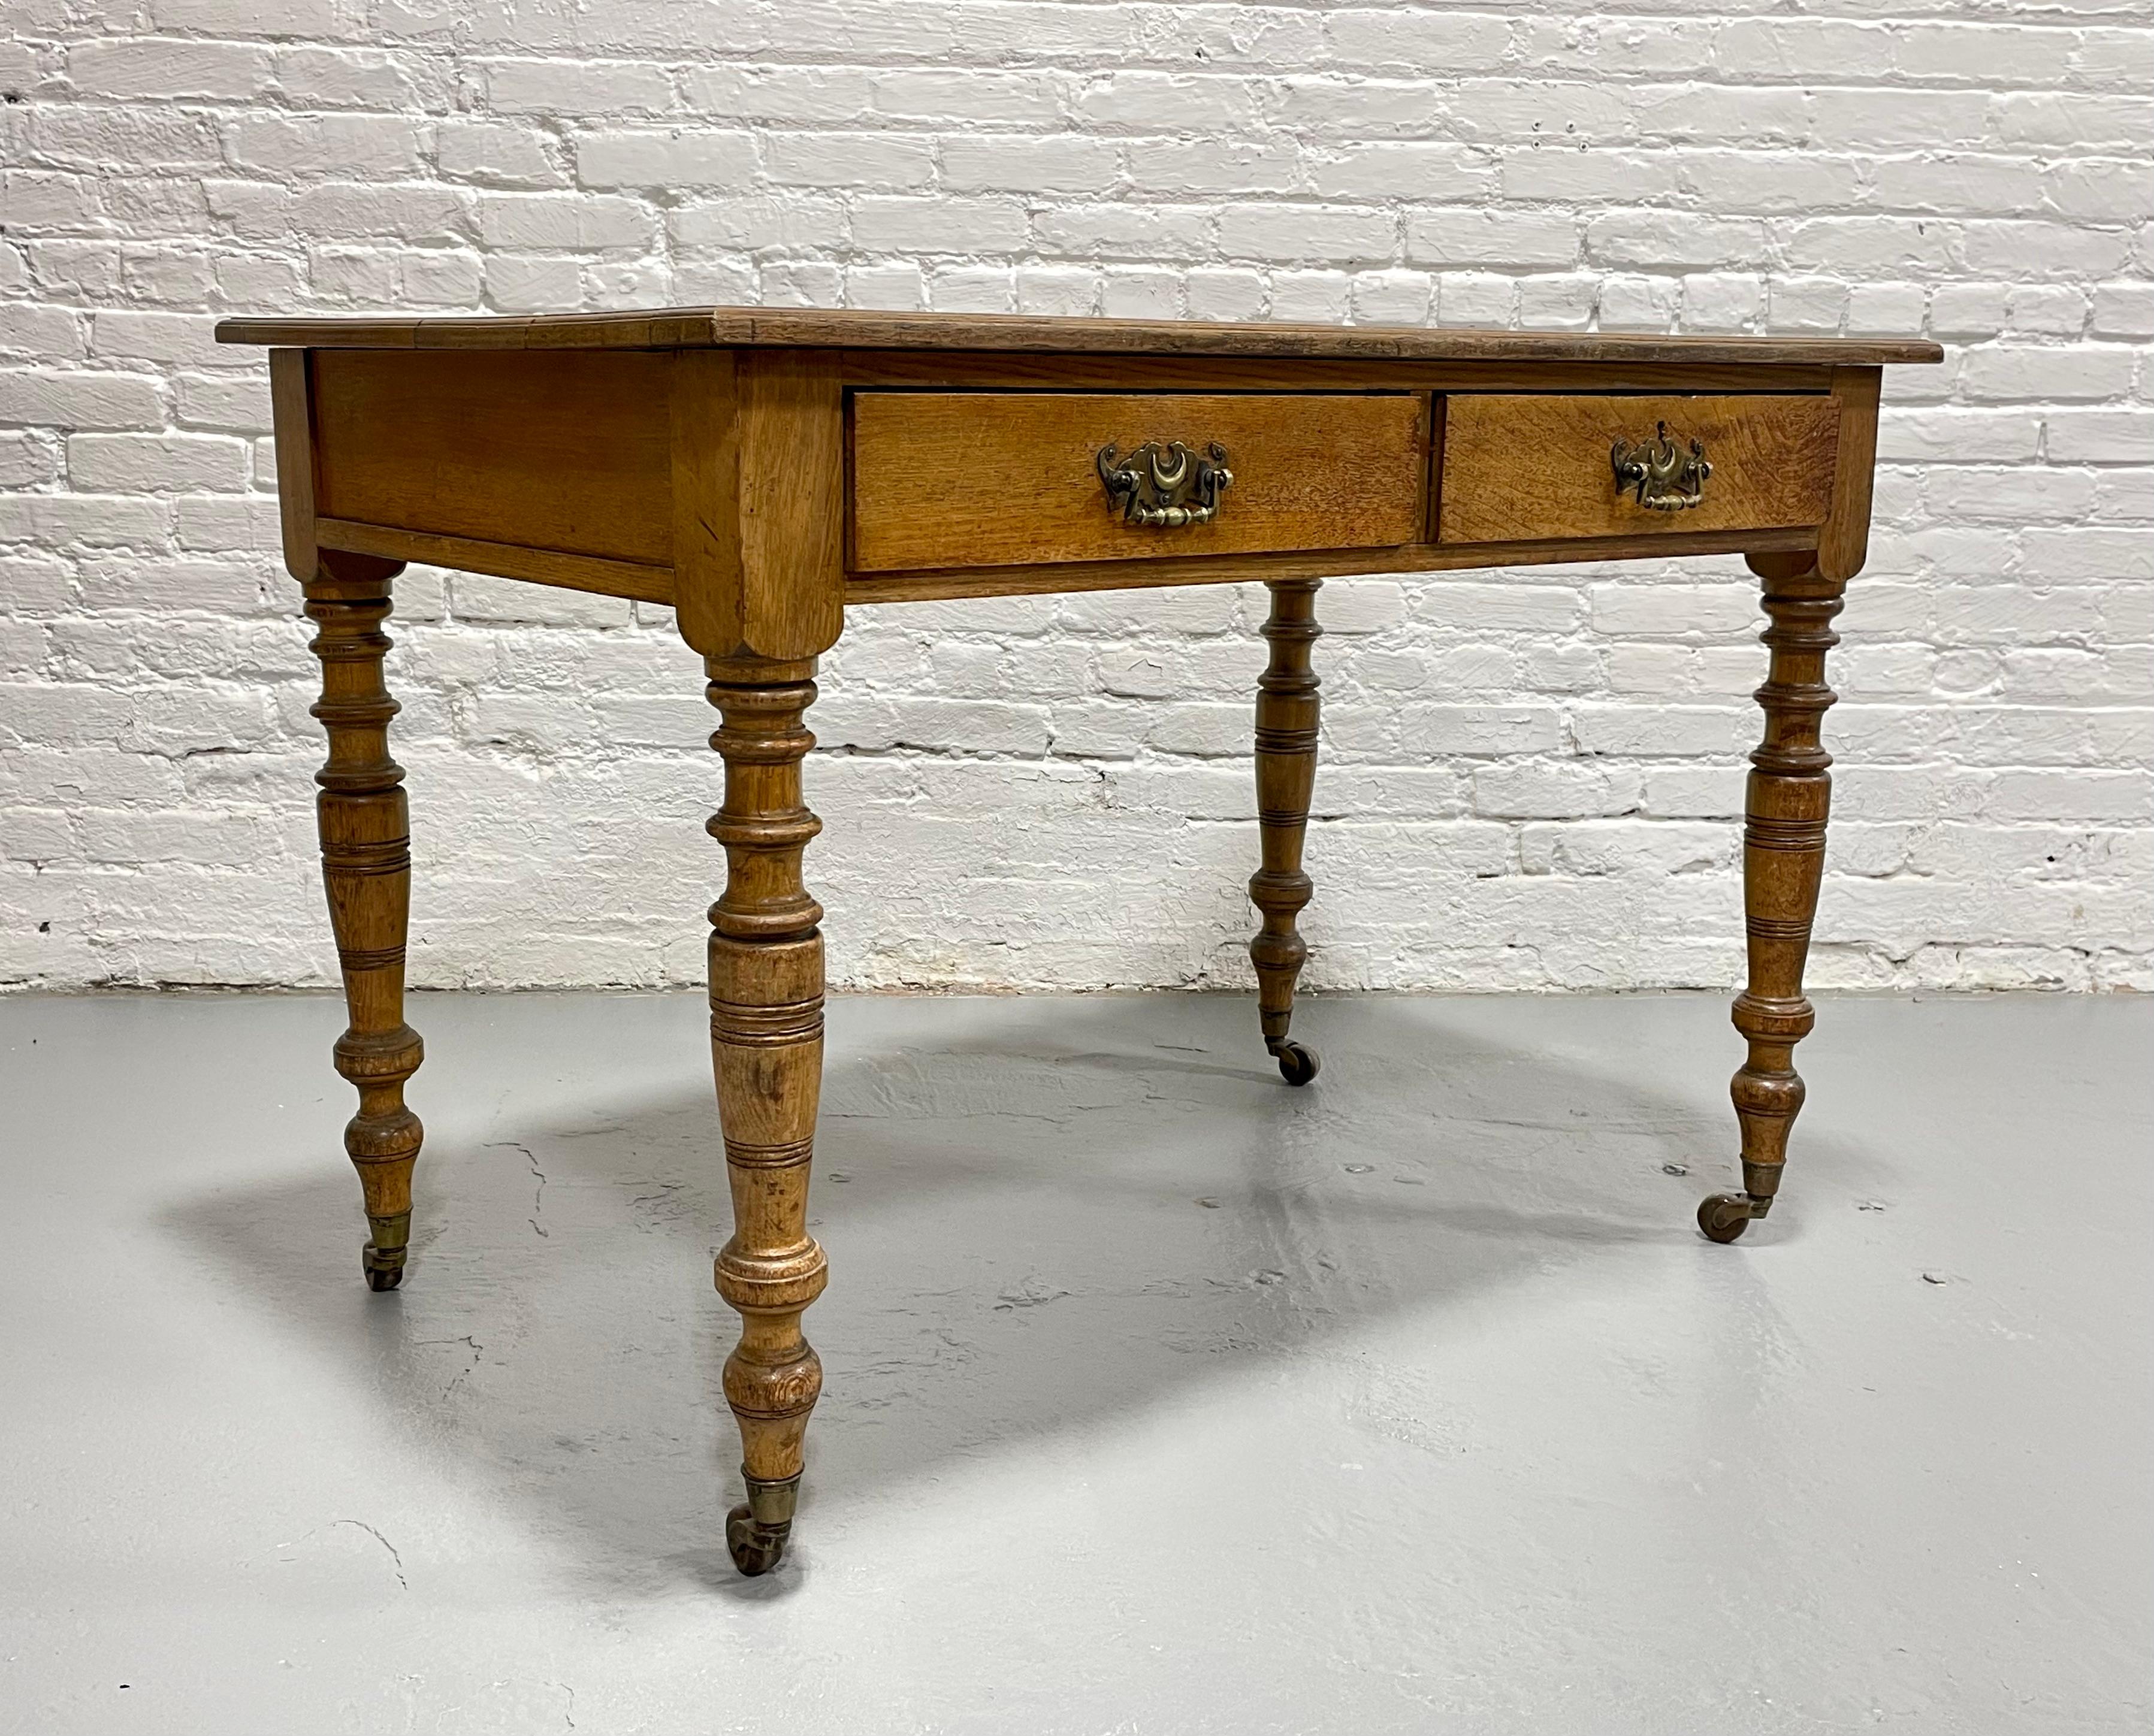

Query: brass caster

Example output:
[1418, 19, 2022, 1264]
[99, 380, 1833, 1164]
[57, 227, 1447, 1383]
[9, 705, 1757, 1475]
[726, 1503, 791, 1576]
[1272, 1039, 1320, 1088]
[1697, 1192, 1757, 1244]
[363, 1213, 410, 1291]
[727, 1471, 799, 1577]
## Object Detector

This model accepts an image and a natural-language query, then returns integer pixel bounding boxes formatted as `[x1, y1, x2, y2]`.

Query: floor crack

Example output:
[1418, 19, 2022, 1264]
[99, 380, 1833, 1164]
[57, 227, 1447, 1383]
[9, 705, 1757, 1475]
[336, 1519, 408, 1590]
[488, 1140, 548, 1238]
[415, 1334, 484, 1397]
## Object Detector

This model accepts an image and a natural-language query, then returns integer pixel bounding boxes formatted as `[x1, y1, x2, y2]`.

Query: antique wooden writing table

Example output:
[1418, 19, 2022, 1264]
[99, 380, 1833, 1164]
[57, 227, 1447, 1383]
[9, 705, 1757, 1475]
[216, 307, 1942, 1574]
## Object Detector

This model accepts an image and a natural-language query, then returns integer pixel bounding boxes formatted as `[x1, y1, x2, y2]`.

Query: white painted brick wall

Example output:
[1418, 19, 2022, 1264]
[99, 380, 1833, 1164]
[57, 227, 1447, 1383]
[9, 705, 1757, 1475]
[2, 3, 2150, 996]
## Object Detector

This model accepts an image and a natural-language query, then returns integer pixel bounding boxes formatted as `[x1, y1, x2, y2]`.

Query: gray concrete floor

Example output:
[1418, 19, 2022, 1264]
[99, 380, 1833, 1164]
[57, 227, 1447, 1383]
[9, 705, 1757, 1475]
[1, 990, 2147, 1735]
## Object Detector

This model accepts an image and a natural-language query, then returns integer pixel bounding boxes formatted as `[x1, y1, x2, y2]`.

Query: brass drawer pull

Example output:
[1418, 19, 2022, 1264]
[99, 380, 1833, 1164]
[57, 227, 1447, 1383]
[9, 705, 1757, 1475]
[1611, 421, 1710, 511]
[1097, 440, 1232, 527]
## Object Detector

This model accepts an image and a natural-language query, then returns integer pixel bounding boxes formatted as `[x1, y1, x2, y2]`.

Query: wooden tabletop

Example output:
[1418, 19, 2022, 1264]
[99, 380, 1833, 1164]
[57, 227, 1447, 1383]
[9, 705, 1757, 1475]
[216, 304, 1943, 367]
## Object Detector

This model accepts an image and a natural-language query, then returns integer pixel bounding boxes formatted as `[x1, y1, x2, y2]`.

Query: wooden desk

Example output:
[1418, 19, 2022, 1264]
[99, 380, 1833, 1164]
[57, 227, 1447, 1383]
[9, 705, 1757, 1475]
[216, 307, 1942, 1575]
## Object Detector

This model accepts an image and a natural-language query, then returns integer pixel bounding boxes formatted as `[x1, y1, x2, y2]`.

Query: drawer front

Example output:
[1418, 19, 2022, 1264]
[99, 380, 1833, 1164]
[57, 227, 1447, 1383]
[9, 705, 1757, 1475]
[1437, 394, 1841, 545]
[850, 391, 1427, 573]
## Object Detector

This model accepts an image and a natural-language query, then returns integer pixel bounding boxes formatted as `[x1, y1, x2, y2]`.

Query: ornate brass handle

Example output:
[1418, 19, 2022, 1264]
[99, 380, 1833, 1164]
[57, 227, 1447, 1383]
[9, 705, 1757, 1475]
[1096, 440, 1232, 528]
[1611, 421, 1710, 511]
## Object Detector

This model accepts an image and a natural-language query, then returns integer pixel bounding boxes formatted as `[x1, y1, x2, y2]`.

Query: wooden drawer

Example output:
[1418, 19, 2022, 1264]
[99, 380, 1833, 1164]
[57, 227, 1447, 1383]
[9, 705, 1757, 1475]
[1437, 394, 1841, 545]
[850, 391, 1427, 573]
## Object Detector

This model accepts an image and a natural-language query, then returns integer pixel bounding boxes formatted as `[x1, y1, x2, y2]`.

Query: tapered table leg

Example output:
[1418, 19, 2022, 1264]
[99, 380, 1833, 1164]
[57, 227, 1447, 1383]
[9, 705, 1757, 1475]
[1249, 578, 1323, 1087]
[303, 555, 424, 1290]
[703, 655, 829, 1575]
[1700, 554, 1846, 1243]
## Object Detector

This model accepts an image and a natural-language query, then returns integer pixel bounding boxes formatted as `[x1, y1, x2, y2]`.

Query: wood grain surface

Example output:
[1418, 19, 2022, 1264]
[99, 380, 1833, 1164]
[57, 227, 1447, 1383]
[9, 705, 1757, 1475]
[701, 652, 832, 1576]
[315, 519, 673, 604]
[850, 391, 1427, 572]
[670, 349, 847, 661]
[1817, 367, 1884, 583]
[833, 352, 1837, 397]
[1696, 546, 1850, 1245]
[267, 349, 319, 583]
[1248, 577, 1322, 1087]
[312, 349, 673, 564]
[845, 522, 1818, 604]
[217, 305, 1943, 368]
[302, 555, 426, 1293]
[1438, 394, 1841, 545]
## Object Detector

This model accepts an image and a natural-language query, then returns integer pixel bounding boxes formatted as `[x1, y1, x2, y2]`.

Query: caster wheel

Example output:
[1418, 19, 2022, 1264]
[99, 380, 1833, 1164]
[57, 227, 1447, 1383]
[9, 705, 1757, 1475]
[1273, 1041, 1320, 1088]
[364, 1248, 404, 1291]
[365, 1266, 403, 1292]
[726, 1502, 791, 1576]
[1697, 1193, 1754, 1244]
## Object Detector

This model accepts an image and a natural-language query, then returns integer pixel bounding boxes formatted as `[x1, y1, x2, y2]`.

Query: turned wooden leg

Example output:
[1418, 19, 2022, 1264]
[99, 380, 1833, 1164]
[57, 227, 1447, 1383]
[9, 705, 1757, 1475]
[1700, 555, 1845, 1244]
[304, 555, 424, 1291]
[703, 655, 829, 1575]
[1249, 577, 1322, 1087]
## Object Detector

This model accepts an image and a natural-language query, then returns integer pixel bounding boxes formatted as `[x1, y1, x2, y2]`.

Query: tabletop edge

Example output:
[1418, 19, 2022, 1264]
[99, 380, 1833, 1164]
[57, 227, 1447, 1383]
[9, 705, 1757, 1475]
[212, 307, 1946, 367]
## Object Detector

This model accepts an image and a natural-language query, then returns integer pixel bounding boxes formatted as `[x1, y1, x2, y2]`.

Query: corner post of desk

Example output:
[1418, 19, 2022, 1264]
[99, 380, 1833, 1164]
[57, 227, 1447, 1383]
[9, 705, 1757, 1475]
[670, 343, 845, 1574]
[1699, 364, 1886, 1242]
[1818, 364, 1884, 587]
[668, 346, 847, 664]
[275, 337, 425, 1289]
[268, 347, 320, 584]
